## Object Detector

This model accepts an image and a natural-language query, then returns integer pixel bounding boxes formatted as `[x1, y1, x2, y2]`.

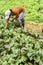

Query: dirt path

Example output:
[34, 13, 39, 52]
[24, 21, 43, 33]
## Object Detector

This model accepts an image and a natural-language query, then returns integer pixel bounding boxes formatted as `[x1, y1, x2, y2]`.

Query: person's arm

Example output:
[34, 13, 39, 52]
[5, 9, 11, 28]
[5, 18, 9, 28]
[11, 11, 19, 22]
[11, 16, 16, 22]
[6, 18, 9, 23]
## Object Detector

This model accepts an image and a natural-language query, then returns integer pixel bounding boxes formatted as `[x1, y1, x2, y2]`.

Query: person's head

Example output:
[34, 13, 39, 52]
[5, 10, 11, 22]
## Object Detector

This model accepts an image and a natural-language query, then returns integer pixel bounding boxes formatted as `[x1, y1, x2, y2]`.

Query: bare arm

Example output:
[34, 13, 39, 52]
[5, 18, 9, 28]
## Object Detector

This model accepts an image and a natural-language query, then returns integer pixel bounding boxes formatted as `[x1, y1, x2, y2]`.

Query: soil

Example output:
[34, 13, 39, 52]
[24, 21, 43, 33]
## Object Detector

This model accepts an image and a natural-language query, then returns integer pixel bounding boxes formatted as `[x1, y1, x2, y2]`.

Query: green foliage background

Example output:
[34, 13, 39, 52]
[0, 0, 43, 65]
[0, 0, 43, 22]
[0, 20, 43, 65]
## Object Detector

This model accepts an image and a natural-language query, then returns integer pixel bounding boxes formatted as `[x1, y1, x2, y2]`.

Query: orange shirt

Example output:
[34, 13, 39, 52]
[11, 6, 25, 18]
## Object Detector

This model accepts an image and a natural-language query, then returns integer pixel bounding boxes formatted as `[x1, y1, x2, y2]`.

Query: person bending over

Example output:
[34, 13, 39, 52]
[5, 6, 25, 28]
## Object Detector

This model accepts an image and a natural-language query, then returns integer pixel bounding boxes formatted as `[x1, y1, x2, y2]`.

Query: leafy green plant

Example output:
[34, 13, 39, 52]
[0, 19, 43, 65]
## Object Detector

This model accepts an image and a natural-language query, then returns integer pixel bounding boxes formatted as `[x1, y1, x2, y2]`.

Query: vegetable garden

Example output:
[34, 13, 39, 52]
[0, 0, 43, 65]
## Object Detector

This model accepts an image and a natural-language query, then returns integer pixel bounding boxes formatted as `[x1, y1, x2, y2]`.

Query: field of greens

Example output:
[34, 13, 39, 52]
[0, 16, 43, 65]
[0, 0, 43, 22]
[0, 0, 43, 65]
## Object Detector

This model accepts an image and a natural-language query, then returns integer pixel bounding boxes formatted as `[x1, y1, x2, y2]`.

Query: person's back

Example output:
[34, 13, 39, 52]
[5, 6, 25, 28]
[11, 6, 25, 18]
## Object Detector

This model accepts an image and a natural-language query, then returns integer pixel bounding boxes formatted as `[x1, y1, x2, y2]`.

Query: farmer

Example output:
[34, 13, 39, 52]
[5, 6, 25, 28]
